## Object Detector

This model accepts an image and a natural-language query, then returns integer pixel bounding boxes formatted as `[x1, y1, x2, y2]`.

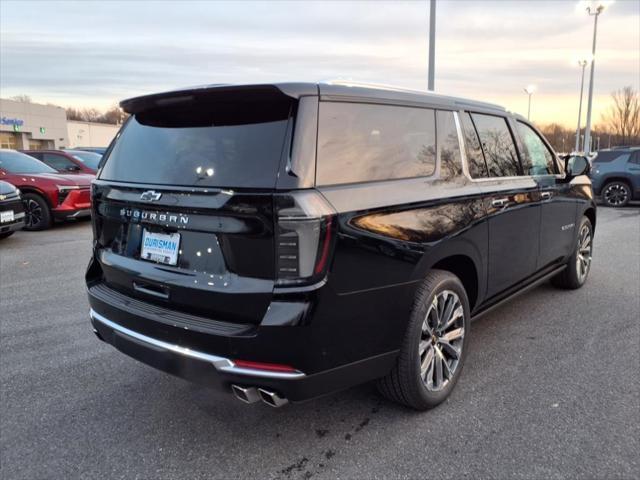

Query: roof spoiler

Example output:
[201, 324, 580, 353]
[120, 83, 318, 114]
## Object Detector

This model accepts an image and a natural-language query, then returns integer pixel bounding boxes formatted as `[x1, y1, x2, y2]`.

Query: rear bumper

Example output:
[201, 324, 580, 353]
[88, 289, 398, 402]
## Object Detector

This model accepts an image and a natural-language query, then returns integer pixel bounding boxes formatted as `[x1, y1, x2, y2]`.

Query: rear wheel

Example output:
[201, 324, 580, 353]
[602, 181, 630, 207]
[22, 193, 52, 231]
[377, 270, 470, 410]
[552, 216, 593, 289]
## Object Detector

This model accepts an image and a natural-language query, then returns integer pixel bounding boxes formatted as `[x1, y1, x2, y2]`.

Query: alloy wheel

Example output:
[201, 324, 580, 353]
[24, 199, 43, 229]
[576, 224, 592, 283]
[603, 183, 628, 207]
[419, 290, 465, 392]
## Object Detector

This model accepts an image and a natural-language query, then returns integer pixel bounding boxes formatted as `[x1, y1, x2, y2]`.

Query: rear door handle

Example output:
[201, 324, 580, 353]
[491, 198, 509, 208]
[541, 191, 552, 200]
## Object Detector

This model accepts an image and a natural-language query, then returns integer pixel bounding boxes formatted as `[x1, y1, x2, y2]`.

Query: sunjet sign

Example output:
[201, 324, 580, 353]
[0, 117, 25, 127]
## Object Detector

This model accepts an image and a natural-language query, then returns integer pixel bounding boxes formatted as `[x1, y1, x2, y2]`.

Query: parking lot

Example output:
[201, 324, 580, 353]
[1, 206, 638, 480]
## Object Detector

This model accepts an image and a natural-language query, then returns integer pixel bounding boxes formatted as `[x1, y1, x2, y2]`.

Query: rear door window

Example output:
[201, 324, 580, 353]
[317, 102, 436, 185]
[471, 113, 521, 177]
[436, 110, 462, 179]
[100, 98, 292, 188]
[516, 121, 557, 175]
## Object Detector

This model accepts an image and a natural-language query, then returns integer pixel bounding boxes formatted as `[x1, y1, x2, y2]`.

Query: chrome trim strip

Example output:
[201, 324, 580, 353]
[89, 309, 305, 379]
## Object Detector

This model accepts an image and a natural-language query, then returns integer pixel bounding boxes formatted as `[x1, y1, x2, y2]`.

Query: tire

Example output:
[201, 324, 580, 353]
[552, 216, 593, 290]
[22, 193, 52, 231]
[377, 270, 471, 410]
[0, 231, 15, 239]
[602, 181, 631, 207]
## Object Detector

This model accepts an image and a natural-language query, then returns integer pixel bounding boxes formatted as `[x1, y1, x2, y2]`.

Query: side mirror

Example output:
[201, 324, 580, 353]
[564, 155, 591, 179]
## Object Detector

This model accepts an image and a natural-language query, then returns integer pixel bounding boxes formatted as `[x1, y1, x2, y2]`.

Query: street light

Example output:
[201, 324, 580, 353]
[582, 1, 610, 154]
[574, 59, 590, 152]
[427, 0, 436, 91]
[524, 85, 536, 120]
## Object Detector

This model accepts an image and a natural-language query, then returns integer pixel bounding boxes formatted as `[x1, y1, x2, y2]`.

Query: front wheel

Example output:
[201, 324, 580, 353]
[552, 216, 593, 289]
[377, 270, 471, 410]
[22, 193, 52, 231]
[602, 181, 630, 207]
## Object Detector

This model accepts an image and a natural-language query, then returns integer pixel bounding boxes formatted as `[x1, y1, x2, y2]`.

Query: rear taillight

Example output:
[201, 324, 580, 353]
[275, 191, 336, 286]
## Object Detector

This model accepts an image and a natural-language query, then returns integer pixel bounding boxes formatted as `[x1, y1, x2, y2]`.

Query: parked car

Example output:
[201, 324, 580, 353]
[0, 150, 93, 230]
[589, 147, 640, 207]
[0, 180, 25, 239]
[22, 149, 100, 175]
[66, 146, 107, 155]
[86, 83, 595, 410]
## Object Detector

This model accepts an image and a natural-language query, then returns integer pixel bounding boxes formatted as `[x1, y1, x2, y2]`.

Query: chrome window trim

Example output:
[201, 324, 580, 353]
[90, 309, 306, 379]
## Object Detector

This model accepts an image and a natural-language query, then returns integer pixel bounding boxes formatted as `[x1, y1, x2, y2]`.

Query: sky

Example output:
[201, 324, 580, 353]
[1, 0, 638, 127]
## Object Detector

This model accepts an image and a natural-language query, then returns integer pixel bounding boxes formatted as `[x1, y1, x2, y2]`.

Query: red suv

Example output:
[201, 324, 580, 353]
[0, 149, 93, 230]
[22, 149, 101, 175]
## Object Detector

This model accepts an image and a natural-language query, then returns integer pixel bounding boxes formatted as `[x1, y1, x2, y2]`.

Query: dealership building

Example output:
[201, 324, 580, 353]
[0, 98, 119, 150]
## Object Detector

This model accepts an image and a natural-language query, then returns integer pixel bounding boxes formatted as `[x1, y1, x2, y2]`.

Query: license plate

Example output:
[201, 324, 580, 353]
[140, 229, 181, 266]
[0, 210, 14, 223]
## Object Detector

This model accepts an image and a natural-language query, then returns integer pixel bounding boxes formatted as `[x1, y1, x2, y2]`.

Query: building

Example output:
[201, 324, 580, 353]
[0, 98, 120, 150]
[0, 98, 68, 149]
[67, 120, 119, 148]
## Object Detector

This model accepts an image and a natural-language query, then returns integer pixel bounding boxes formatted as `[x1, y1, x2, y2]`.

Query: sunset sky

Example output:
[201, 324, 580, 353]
[1, 0, 638, 127]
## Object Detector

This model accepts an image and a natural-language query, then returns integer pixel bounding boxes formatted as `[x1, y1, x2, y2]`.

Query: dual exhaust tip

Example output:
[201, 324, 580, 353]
[231, 384, 288, 408]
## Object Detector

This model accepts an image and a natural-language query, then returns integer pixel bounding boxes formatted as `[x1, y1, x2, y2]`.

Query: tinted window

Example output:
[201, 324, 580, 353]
[471, 113, 520, 177]
[630, 152, 640, 165]
[460, 112, 488, 178]
[100, 99, 291, 188]
[437, 110, 462, 179]
[0, 150, 57, 174]
[42, 153, 79, 172]
[71, 151, 101, 169]
[317, 102, 436, 185]
[593, 151, 623, 163]
[516, 122, 556, 175]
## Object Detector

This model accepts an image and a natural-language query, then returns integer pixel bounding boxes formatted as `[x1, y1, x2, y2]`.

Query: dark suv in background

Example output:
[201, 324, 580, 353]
[86, 83, 595, 410]
[590, 147, 640, 207]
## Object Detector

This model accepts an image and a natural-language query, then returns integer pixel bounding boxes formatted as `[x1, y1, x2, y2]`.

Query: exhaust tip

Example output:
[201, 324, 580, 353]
[258, 388, 288, 407]
[231, 385, 261, 404]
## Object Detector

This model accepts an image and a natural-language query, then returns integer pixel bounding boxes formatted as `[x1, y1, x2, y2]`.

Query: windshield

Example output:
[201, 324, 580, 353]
[71, 151, 102, 169]
[0, 150, 57, 174]
[99, 97, 292, 188]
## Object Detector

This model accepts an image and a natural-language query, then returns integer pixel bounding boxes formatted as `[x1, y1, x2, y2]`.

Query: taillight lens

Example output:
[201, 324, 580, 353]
[275, 191, 336, 286]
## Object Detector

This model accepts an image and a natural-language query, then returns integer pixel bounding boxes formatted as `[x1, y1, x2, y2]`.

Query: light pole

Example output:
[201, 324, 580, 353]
[575, 59, 589, 152]
[583, 1, 608, 154]
[428, 0, 436, 91]
[524, 85, 536, 120]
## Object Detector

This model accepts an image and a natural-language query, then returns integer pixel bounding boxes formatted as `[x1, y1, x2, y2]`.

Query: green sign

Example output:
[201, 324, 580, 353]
[12, 124, 21, 132]
[39, 127, 46, 134]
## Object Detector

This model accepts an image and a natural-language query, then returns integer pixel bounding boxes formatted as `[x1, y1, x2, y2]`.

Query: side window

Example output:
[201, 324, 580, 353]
[516, 121, 557, 175]
[471, 113, 521, 177]
[629, 152, 640, 165]
[460, 112, 488, 178]
[317, 102, 436, 185]
[26, 152, 43, 161]
[41, 153, 77, 171]
[436, 110, 462, 179]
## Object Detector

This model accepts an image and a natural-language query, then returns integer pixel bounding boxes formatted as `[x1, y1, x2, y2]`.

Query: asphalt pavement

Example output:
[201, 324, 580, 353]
[1, 206, 639, 480]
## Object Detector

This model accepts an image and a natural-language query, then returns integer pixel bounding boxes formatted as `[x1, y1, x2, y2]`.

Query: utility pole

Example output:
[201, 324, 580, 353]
[583, 3, 606, 154]
[575, 59, 589, 152]
[428, 0, 436, 91]
[524, 85, 535, 120]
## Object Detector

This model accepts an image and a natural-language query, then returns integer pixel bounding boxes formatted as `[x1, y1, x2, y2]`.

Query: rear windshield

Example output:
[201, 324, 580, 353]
[71, 151, 102, 169]
[99, 98, 292, 188]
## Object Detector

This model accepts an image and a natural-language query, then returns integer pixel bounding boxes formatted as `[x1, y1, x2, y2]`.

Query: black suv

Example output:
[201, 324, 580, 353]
[87, 83, 596, 410]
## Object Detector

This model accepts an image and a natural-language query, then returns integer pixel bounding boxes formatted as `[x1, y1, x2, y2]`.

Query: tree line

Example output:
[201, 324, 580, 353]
[537, 86, 639, 152]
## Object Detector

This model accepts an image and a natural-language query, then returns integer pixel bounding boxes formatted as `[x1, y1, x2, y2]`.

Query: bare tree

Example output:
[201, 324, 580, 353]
[601, 86, 640, 145]
[10, 94, 32, 102]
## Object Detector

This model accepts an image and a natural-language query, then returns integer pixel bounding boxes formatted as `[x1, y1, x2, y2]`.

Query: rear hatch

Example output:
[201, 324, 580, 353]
[90, 87, 294, 324]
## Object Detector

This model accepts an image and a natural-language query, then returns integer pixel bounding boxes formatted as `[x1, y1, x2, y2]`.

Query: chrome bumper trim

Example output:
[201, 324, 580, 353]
[89, 309, 305, 379]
